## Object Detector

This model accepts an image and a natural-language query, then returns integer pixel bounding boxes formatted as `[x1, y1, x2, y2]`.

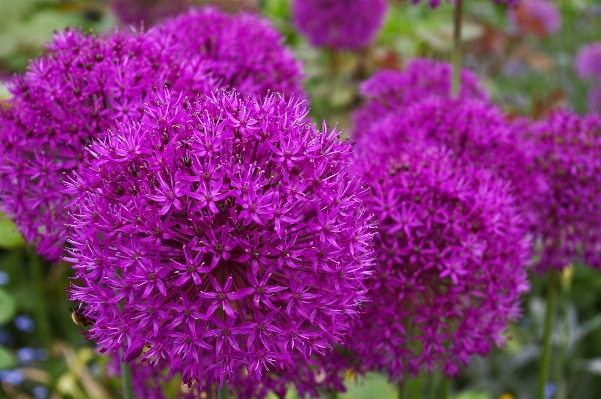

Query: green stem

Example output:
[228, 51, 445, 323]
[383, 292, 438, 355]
[429, 373, 437, 399]
[451, 0, 463, 98]
[218, 382, 229, 399]
[440, 376, 450, 399]
[120, 347, 134, 399]
[537, 270, 558, 399]
[398, 381, 408, 399]
[27, 247, 58, 390]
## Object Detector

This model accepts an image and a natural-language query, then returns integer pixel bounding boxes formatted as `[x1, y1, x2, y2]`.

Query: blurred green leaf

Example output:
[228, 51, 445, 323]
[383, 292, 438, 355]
[452, 391, 493, 399]
[0, 288, 16, 325]
[0, 345, 17, 370]
[0, 218, 24, 249]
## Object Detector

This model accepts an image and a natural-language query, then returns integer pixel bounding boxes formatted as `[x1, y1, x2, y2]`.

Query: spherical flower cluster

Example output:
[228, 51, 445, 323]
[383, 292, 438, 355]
[509, 0, 561, 37]
[291, 0, 388, 50]
[0, 28, 214, 261]
[351, 59, 488, 141]
[575, 43, 601, 112]
[525, 110, 601, 272]
[111, 0, 191, 26]
[359, 98, 545, 226]
[152, 7, 304, 98]
[350, 142, 531, 379]
[66, 90, 375, 387]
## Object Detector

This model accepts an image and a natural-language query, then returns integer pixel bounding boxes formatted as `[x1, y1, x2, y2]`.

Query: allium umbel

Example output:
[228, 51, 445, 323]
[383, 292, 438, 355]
[526, 110, 601, 271]
[351, 59, 488, 141]
[291, 0, 388, 50]
[350, 142, 530, 379]
[66, 90, 375, 387]
[152, 7, 304, 98]
[0, 28, 215, 261]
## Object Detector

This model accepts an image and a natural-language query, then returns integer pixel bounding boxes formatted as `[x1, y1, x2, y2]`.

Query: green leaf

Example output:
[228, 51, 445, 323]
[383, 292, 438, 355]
[0, 288, 16, 325]
[0, 346, 16, 370]
[0, 218, 23, 249]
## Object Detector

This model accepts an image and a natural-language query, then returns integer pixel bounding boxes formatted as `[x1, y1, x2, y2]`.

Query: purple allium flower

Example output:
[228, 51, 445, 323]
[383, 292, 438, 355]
[509, 0, 561, 37]
[359, 98, 545, 227]
[291, 0, 388, 50]
[351, 59, 488, 141]
[350, 141, 531, 380]
[152, 7, 305, 98]
[575, 43, 601, 80]
[111, 0, 191, 27]
[65, 89, 375, 387]
[0, 28, 215, 262]
[525, 110, 601, 272]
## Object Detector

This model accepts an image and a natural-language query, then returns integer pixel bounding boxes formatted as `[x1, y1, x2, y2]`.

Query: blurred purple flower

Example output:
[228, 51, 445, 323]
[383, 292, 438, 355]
[152, 7, 305, 97]
[291, 0, 388, 50]
[0, 28, 215, 262]
[350, 140, 531, 380]
[526, 110, 601, 272]
[575, 42, 601, 79]
[588, 83, 601, 112]
[509, 0, 561, 37]
[66, 90, 374, 387]
[111, 0, 191, 27]
[352, 58, 488, 141]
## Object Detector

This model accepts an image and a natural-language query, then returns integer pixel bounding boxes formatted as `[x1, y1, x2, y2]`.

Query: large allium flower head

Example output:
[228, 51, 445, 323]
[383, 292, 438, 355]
[66, 89, 375, 387]
[351, 59, 488, 141]
[361, 97, 545, 226]
[575, 42, 601, 80]
[152, 7, 305, 98]
[526, 110, 601, 272]
[291, 0, 388, 50]
[0, 28, 215, 262]
[350, 141, 531, 380]
[509, 0, 561, 37]
[111, 0, 191, 26]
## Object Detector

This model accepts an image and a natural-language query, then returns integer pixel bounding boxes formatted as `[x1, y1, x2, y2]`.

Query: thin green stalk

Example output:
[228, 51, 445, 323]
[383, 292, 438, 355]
[218, 382, 229, 399]
[440, 376, 450, 399]
[409, 372, 423, 399]
[27, 247, 58, 390]
[120, 347, 134, 399]
[451, 0, 464, 98]
[398, 381, 408, 399]
[537, 270, 558, 399]
[429, 373, 437, 399]
[331, 389, 339, 399]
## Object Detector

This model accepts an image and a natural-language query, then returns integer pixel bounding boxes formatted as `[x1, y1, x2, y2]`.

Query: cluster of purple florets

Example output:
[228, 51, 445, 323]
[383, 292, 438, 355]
[66, 90, 374, 387]
[292, 0, 388, 50]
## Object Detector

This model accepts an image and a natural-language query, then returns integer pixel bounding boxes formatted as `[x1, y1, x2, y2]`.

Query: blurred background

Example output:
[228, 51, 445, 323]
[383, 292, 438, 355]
[1, 0, 601, 398]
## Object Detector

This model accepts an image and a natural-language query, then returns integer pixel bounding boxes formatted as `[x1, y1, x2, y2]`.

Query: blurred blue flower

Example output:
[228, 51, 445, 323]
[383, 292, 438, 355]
[0, 369, 24, 385]
[36, 349, 47, 361]
[0, 328, 13, 346]
[545, 382, 557, 399]
[0, 271, 9, 286]
[17, 347, 37, 363]
[14, 315, 34, 333]
[33, 386, 48, 399]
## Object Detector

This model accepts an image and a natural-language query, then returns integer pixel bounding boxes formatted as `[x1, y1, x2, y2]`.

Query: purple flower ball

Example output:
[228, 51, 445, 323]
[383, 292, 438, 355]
[111, 0, 191, 27]
[352, 59, 488, 141]
[350, 141, 531, 380]
[0, 28, 215, 262]
[509, 0, 561, 37]
[526, 110, 601, 272]
[152, 7, 305, 98]
[291, 0, 388, 50]
[359, 98, 546, 228]
[575, 42, 601, 80]
[65, 89, 375, 387]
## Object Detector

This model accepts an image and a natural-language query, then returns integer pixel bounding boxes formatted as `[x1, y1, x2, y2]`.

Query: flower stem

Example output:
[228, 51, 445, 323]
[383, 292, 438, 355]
[398, 381, 408, 399]
[120, 348, 134, 399]
[537, 270, 558, 399]
[27, 247, 58, 390]
[440, 376, 450, 399]
[451, 0, 463, 98]
[218, 382, 229, 399]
